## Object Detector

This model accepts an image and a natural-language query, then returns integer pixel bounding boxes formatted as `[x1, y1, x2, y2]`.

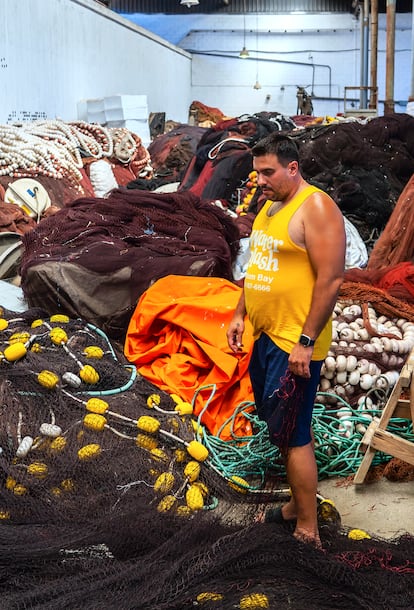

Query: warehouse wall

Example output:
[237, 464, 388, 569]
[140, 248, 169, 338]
[127, 12, 413, 118]
[0, 0, 192, 128]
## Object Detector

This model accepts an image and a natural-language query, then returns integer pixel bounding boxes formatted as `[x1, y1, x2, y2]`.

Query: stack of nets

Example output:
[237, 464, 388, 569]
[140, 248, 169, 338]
[0, 306, 413, 609]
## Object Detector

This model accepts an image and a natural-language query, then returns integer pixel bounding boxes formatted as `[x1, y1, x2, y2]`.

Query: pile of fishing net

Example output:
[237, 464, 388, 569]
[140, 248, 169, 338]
[19, 189, 240, 341]
[0, 305, 414, 609]
[290, 113, 414, 251]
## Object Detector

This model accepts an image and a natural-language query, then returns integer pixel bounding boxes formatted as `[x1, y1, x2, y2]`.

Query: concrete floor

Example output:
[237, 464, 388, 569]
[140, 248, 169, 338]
[317, 476, 414, 539]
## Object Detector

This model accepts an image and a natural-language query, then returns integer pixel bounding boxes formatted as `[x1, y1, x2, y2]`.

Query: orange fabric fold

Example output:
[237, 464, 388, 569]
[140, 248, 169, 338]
[124, 275, 254, 438]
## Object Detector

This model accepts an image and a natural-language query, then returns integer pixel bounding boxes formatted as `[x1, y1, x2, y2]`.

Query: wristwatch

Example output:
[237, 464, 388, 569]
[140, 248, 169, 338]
[299, 333, 315, 347]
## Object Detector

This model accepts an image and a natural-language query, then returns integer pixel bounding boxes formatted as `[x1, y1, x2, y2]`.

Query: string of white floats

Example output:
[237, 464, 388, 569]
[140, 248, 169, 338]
[318, 301, 414, 438]
[0, 120, 146, 183]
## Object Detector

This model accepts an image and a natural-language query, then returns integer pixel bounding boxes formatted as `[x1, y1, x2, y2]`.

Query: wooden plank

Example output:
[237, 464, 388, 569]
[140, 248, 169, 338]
[353, 446, 378, 484]
[353, 346, 414, 484]
[370, 429, 414, 466]
[359, 418, 380, 447]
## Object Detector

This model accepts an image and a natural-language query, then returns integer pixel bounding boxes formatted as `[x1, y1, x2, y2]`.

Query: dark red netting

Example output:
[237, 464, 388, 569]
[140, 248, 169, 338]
[257, 370, 306, 454]
[19, 189, 240, 341]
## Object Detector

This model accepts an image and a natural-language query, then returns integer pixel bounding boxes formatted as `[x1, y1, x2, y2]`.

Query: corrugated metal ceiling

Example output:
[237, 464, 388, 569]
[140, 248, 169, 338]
[107, 0, 412, 14]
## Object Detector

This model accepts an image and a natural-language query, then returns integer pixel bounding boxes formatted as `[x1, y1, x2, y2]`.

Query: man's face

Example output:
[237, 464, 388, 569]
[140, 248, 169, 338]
[253, 154, 297, 202]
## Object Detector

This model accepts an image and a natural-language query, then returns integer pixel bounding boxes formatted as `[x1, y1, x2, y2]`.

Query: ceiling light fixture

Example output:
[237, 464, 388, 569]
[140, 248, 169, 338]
[239, 0, 249, 58]
[180, 0, 199, 7]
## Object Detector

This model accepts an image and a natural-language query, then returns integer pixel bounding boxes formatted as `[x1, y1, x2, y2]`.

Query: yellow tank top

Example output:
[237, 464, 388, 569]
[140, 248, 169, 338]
[244, 184, 331, 360]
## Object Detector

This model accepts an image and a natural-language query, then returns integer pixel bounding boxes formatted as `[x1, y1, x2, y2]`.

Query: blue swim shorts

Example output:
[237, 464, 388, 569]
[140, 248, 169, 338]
[249, 332, 323, 447]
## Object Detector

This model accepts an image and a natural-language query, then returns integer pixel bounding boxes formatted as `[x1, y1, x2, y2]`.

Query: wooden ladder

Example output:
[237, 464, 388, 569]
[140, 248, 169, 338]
[353, 347, 414, 484]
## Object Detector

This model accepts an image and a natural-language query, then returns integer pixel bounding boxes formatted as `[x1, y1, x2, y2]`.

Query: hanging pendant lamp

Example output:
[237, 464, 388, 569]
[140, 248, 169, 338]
[180, 0, 199, 7]
[239, 0, 249, 58]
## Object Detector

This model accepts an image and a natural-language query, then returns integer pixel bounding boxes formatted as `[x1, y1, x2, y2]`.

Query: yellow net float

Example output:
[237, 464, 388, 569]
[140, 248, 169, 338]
[191, 420, 204, 437]
[348, 528, 371, 540]
[77, 444, 102, 461]
[174, 448, 187, 463]
[135, 434, 158, 451]
[186, 484, 204, 511]
[192, 481, 209, 498]
[170, 393, 193, 415]
[157, 495, 177, 513]
[176, 505, 192, 518]
[196, 592, 224, 604]
[79, 365, 99, 384]
[137, 415, 160, 434]
[184, 461, 201, 483]
[239, 593, 270, 609]
[49, 314, 70, 324]
[37, 370, 60, 390]
[150, 448, 169, 463]
[4, 342, 27, 362]
[6, 476, 17, 490]
[61, 479, 75, 492]
[49, 327, 68, 345]
[31, 319, 44, 329]
[0, 318, 9, 331]
[228, 475, 249, 494]
[27, 462, 48, 479]
[154, 472, 175, 494]
[83, 345, 104, 359]
[83, 413, 107, 432]
[9, 332, 30, 344]
[174, 401, 193, 416]
[86, 398, 109, 415]
[49, 436, 67, 453]
[186, 440, 208, 462]
[146, 393, 161, 409]
[13, 484, 27, 496]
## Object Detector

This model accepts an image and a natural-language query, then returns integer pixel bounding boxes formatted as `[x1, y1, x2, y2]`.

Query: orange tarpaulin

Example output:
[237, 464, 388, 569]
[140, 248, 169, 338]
[124, 275, 254, 438]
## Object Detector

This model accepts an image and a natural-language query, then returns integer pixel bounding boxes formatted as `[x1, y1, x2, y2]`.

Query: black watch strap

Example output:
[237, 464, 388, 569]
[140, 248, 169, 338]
[299, 333, 315, 347]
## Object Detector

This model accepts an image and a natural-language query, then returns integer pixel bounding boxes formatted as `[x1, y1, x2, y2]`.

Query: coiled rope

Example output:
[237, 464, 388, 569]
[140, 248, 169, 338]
[192, 384, 414, 491]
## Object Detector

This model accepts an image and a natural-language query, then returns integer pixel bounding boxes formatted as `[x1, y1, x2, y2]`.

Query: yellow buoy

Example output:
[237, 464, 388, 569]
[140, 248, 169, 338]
[4, 342, 27, 362]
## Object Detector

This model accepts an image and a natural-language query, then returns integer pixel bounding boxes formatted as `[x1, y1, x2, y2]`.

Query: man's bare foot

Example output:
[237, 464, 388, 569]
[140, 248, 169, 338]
[293, 528, 322, 550]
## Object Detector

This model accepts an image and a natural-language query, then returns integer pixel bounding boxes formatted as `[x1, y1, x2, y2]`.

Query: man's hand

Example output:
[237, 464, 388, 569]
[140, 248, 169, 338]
[227, 317, 245, 353]
[288, 343, 313, 378]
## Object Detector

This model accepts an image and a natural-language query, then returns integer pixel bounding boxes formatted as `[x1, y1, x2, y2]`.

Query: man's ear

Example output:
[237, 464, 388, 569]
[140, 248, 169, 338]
[288, 161, 299, 175]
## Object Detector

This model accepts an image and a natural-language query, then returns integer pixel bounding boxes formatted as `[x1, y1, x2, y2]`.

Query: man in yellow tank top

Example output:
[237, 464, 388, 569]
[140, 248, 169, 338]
[227, 133, 346, 548]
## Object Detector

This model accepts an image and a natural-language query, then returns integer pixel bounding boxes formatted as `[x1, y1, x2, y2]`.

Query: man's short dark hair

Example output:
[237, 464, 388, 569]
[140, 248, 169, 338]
[251, 133, 299, 167]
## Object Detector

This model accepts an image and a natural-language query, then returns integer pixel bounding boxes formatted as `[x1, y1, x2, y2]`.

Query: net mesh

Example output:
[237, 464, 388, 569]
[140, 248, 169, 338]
[0, 306, 413, 610]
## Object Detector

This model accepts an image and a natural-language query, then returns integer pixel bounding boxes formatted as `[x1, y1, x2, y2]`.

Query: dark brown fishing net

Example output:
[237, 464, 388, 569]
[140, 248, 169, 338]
[19, 189, 240, 341]
[1, 306, 414, 610]
[290, 114, 414, 253]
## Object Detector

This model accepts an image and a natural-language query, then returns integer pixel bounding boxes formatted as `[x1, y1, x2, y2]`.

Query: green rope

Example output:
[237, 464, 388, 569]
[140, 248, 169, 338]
[191, 385, 414, 490]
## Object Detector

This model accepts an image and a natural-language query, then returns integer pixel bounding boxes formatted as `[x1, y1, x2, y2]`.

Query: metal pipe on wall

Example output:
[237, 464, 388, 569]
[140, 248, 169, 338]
[410, 0, 414, 103]
[359, 2, 365, 107]
[188, 50, 332, 97]
[360, 0, 369, 108]
[369, 0, 378, 110]
[384, 0, 396, 114]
